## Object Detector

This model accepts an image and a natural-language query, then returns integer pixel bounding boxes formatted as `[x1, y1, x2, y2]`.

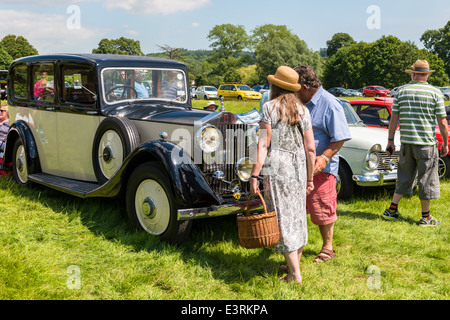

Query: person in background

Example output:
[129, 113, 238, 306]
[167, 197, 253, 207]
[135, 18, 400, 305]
[250, 66, 316, 284]
[294, 65, 351, 263]
[383, 59, 448, 226]
[133, 70, 150, 99]
[203, 101, 218, 111]
[0, 103, 10, 171]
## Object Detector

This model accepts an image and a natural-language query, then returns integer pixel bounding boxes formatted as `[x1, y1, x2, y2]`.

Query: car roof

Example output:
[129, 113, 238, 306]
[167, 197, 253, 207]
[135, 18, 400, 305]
[350, 99, 393, 106]
[11, 53, 187, 69]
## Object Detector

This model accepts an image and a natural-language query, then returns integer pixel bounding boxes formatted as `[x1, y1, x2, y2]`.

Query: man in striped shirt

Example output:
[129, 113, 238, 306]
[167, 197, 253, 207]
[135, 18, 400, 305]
[383, 60, 448, 226]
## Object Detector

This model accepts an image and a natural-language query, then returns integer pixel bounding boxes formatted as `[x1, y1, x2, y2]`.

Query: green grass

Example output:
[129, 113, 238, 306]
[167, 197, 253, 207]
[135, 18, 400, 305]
[1, 177, 449, 300]
[0, 98, 449, 300]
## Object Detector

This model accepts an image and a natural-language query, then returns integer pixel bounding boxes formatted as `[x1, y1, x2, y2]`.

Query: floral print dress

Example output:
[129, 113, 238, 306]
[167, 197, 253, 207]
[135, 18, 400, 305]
[260, 100, 312, 253]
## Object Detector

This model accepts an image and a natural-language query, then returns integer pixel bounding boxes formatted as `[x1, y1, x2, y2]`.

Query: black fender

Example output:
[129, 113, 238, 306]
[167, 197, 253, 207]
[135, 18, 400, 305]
[3, 120, 41, 174]
[94, 140, 223, 208]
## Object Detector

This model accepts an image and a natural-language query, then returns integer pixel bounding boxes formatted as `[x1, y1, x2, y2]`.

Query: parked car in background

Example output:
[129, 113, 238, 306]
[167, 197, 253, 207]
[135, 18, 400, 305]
[190, 86, 196, 99]
[350, 97, 450, 179]
[389, 87, 399, 97]
[336, 99, 401, 200]
[259, 83, 270, 95]
[252, 85, 263, 92]
[440, 87, 450, 101]
[193, 85, 218, 100]
[217, 83, 262, 101]
[4, 54, 262, 245]
[363, 85, 390, 97]
[348, 89, 363, 97]
[328, 87, 352, 97]
[0, 70, 7, 100]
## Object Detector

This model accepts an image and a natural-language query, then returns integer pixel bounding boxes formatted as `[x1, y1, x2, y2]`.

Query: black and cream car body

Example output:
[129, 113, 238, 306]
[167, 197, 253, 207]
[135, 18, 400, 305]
[4, 54, 259, 244]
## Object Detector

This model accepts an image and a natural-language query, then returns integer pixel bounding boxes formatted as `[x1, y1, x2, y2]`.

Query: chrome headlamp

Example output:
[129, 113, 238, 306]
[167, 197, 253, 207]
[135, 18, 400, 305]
[195, 124, 221, 154]
[366, 152, 379, 170]
[235, 157, 253, 181]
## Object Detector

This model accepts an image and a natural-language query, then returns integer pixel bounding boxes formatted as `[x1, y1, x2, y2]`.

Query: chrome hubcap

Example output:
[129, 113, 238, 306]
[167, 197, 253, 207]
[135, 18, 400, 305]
[134, 179, 170, 235]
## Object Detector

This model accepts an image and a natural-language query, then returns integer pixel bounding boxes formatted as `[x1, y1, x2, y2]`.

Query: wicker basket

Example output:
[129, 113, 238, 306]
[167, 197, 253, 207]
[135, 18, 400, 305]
[237, 192, 279, 249]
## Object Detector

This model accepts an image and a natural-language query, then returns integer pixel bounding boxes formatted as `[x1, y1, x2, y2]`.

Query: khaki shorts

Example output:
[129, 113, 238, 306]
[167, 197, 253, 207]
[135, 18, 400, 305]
[395, 144, 440, 200]
[306, 172, 337, 225]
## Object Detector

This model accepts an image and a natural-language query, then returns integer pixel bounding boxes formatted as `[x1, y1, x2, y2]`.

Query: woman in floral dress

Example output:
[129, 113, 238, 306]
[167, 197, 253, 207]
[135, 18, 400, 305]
[250, 66, 315, 284]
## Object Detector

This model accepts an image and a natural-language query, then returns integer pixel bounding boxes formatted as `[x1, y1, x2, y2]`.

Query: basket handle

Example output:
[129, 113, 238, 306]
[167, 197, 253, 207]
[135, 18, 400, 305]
[245, 191, 268, 216]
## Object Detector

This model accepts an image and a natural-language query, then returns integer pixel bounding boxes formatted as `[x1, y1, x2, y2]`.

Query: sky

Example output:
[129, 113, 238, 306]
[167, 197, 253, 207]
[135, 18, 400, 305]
[0, 0, 449, 55]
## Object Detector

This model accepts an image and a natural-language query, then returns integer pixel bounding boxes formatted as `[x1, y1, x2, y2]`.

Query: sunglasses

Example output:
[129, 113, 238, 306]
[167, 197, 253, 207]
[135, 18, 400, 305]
[0, 110, 7, 113]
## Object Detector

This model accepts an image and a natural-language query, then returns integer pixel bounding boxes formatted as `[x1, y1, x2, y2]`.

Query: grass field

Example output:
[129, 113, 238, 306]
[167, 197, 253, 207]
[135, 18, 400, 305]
[0, 97, 449, 301]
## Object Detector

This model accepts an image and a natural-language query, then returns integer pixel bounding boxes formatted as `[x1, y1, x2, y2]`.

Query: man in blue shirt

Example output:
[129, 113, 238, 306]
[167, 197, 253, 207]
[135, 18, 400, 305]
[294, 65, 351, 263]
[134, 70, 149, 99]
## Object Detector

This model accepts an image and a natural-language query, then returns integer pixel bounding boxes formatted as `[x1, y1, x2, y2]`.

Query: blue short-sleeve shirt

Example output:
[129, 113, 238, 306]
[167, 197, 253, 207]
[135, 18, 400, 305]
[306, 86, 351, 177]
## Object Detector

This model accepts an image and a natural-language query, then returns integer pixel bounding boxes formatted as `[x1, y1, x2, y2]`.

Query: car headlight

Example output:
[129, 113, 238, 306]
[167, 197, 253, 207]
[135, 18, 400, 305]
[196, 124, 221, 154]
[366, 152, 379, 170]
[235, 157, 253, 181]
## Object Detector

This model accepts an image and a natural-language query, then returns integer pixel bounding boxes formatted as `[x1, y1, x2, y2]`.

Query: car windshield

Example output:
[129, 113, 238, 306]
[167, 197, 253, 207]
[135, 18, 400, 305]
[237, 85, 252, 91]
[101, 68, 187, 104]
[340, 100, 365, 126]
[205, 87, 217, 92]
[375, 86, 386, 90]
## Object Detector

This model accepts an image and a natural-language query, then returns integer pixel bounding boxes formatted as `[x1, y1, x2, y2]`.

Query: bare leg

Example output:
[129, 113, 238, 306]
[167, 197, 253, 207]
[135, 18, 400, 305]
[314, 222, 334, 262]
[281, 247, 303, 284]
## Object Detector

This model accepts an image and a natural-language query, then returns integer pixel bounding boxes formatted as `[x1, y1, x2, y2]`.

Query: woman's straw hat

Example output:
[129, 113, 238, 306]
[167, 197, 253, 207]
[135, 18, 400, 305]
[405, 59, 435, 74]
[267, 66, 301, 92]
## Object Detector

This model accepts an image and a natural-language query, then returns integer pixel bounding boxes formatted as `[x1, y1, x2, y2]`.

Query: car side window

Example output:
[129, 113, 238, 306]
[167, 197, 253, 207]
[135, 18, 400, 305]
[359, 105, 390, 126]
[12, 64, 28, 100]
[32, 64, 55, 102]
[62, 64, 96, 105]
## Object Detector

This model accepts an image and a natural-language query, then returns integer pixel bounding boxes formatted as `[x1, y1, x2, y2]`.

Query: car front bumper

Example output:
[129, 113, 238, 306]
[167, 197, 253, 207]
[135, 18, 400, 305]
[352, 172, 397, 187]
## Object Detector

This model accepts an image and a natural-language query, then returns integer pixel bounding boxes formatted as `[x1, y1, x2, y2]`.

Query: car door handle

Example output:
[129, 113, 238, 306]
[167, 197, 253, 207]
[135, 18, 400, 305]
[46, 107, 55, 111]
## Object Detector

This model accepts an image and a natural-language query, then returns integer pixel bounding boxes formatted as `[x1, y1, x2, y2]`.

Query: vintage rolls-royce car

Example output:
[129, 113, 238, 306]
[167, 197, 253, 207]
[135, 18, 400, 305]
[336, 99, 401, 200]
[4, 54, 259, 244]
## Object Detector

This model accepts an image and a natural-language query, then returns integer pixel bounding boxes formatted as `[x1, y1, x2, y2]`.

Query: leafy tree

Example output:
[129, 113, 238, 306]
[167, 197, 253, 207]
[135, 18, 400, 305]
[326, 33, 356, 57]
[205, 24, 251, 85]
[0, 34, 38, 60]
[207, 24, 250, 59]
[322, 36, 448, 89]
[421, 20, 450, 76]
[0, 45, 13, 69]
[252, 24, 323, 83]
[92, 37, 144, 56]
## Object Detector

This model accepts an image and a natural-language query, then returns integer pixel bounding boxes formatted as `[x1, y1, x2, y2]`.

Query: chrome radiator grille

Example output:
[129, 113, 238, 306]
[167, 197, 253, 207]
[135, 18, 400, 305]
[202, 123, 250, 195]
[378, 151, 400, 171]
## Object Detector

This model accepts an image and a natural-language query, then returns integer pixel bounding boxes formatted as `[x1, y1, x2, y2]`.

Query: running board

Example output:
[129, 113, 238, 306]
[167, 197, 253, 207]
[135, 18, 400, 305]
[28, 173, 101, 198]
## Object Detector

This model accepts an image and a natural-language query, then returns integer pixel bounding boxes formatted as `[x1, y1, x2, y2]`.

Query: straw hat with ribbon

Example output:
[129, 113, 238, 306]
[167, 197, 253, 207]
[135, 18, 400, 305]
[405, 59, 435, 74]
[267, 66, 301, 92]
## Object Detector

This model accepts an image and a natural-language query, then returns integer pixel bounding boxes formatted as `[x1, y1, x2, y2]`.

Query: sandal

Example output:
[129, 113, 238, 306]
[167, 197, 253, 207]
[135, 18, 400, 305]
[313, 247, 336, 263]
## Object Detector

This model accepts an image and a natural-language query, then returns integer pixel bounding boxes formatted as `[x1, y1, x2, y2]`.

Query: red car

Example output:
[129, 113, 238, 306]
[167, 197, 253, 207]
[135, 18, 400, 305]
[363, 85, 391, 97]
[350, 98, 450, 179]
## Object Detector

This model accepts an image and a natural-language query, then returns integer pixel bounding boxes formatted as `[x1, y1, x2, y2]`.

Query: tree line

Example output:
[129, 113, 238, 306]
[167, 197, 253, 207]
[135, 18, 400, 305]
[1, 21, 449, 89]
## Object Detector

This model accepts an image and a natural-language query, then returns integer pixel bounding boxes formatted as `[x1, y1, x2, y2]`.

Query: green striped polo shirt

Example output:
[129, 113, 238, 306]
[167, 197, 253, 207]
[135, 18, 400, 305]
[392, 81, 446, 145]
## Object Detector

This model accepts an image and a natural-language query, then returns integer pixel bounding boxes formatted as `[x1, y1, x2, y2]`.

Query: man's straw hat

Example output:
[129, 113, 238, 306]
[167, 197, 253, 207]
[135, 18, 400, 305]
[267, 66, 301, 92]
[405, 59, 435, 74]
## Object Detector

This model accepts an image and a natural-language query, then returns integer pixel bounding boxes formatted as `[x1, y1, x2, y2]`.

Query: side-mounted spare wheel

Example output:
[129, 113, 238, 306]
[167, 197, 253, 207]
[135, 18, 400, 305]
[92, 116, 140, 184]
[126, 162, 192, 245]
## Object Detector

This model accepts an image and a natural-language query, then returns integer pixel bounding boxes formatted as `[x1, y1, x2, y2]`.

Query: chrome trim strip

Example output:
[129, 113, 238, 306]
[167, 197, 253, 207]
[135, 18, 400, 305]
[177, 200, 263, 221]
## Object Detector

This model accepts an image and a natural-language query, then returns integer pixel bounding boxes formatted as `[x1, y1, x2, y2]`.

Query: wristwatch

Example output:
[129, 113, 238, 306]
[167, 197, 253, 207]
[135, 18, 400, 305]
[320, 154, 330, 164]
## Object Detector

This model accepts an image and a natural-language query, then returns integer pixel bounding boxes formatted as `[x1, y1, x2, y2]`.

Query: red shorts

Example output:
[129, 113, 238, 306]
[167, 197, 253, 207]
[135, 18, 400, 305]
[306, 172, 337, 225]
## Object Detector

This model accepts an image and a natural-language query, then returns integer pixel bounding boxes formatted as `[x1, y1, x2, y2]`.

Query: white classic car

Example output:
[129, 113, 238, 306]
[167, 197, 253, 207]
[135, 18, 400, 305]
[337, 99, 400, 200]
